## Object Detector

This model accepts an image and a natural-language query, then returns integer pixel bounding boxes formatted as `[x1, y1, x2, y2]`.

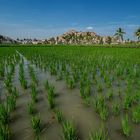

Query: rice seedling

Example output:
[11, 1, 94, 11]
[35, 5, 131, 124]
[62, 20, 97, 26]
[0, 104, 10, 125]
[89, 127, 108, 140]
[56, 71, 63, 80]
[47, 92, 55, 109]
[123, 93, 132, 110]
[97, 84, 103, 92]
[30, 84, 38, 103]
[112, 102, 120, 116]
[0, 124, 11, 140]
[27, 102, 35, 115]
[0, 64, 4, 78]
[4, 74, 12, 91]
[99, 106, 109, 121]
[11, 87, 18, 99]
[55, 109, 63, 123]
[66, 76, 75, 89]
[45, 80, 49, 91]
[93, 95, 108, 121]
[121, 114, 131, 137]
[19, 64, 27, 89]
[62, 121, 78, 140]
[30, 115, 41, 140]
[106, 90, 113, 100]
[9, 63, 15, 75]
[132, 105, 140, 123]
[29, 65, 38, 85]
[48, 85, 55, 98]
[6, 95, 16, 112]
[84, 81, 91, 97]
[31, 115, 41, 135]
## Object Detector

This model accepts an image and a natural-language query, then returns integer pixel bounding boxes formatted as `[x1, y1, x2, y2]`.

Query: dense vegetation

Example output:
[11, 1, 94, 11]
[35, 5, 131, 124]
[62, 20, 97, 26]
[0, 46, 140, 140]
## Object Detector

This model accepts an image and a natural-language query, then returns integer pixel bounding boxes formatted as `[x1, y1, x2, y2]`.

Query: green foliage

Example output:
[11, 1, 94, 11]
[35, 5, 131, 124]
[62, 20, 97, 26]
[29, 65, 38, 85]
[93, 95, 108, 121]
[62, 121, 77, 140]
[121, 114, 131, 137]
[106, 90, 113, 100]
[0, 104, 10, 125]
[30, 84, 38, 103]
[132, 105, 140, 123]
[6, 95, 16, 112]
[123, 93, 132, 110]
[31, 115, 41, 135]
[0, 124, 11, 140]
[55, 109, 63, 123]
[27, 102, 35, 115]
[89, 127, 108, 140]
[45, 80, 49, 91]
[19, 63, 27, 89]
[66, 75, 75, 89]
[112, 102, 120, 116]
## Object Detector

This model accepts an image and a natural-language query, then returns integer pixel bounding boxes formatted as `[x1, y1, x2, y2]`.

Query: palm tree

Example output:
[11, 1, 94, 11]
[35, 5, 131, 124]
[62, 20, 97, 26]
[114, 28, 125, 42]
[135, 27, 140, 41]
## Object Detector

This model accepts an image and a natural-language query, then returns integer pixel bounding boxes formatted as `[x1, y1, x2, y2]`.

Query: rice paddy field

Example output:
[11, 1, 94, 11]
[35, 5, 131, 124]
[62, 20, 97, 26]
[0, 45, 140, 140]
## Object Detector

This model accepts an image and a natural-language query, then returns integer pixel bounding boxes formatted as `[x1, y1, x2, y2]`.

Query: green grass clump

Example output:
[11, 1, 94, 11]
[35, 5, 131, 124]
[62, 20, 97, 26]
[27, 102, 35, 115]
[0, 104, 10, 125]
[29, 65, 38, 85]
[31, 115, 41, 135]
[93, 95, 108, 121]
[89, 127, 108, 140]
[0, 124, 11, 140]
[121, 114, 131, 137]
[19, 64, 27, 89]
[47, 85, 55, 109]
[66, 76, 75, 89]
[55, 109, 63, 123]
[0, 64, 4, 78]
[30, 84, 38, 103]
[45, 80, 49, 90]
[62, 121, 77, 140]
[6, 95, 16, 112]
[106, 90, 113, 100]
[123, 93, 132, 110]
[112, 102, 120, 116]
[132, 105, 140, 123]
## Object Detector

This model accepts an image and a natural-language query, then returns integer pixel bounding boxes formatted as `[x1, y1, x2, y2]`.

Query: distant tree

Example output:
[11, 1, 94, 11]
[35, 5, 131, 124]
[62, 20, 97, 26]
[114, 28, 125, 42]
[106, 36, 112, 44]
[135, 27, 140, 41]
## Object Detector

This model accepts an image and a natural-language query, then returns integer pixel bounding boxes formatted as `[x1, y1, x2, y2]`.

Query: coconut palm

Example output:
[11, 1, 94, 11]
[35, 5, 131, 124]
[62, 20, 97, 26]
[135, 27, 140, 41]
[114, 28, 125, 42]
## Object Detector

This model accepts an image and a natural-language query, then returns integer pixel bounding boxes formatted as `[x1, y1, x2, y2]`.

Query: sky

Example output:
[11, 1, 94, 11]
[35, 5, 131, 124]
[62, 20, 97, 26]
[0, 0, 140, 40]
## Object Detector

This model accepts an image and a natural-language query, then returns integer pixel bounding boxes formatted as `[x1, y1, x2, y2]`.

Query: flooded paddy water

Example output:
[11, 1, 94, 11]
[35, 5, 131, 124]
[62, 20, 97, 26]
[0, 46, 140, 140]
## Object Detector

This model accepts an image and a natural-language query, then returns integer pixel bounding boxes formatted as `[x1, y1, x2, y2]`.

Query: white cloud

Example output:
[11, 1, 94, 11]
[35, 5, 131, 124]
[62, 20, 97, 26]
[86, 26, 93, 30]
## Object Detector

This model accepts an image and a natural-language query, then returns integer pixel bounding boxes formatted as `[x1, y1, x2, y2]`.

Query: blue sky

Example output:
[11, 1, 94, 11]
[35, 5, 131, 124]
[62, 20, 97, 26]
[0, 0, 139, 39]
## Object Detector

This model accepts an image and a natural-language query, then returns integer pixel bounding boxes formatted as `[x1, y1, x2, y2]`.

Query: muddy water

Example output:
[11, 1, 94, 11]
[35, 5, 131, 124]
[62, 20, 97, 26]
[8, 51, 140, 140]
[35, 67, 102, 140]
[10, 53, 62, 140]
